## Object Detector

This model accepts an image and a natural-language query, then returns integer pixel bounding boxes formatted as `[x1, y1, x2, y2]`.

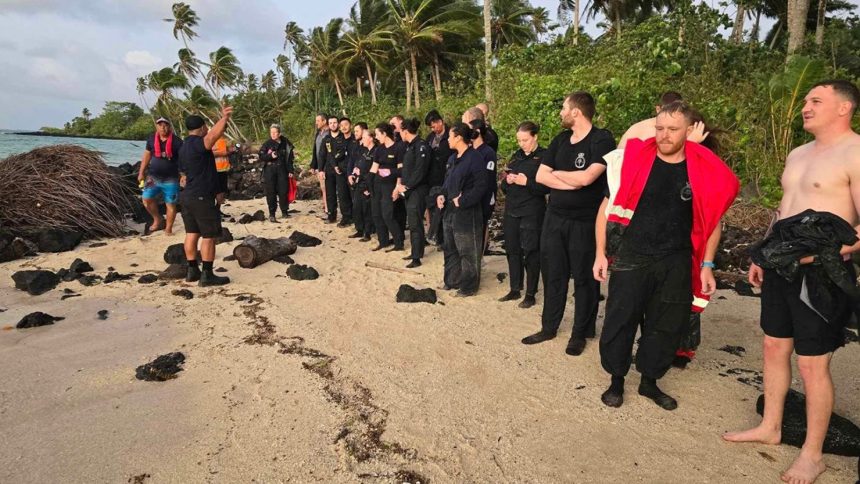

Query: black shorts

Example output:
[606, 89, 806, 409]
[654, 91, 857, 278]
[180, 195, 222, 238]
[760, 263, 853, 356]
[217, 172, 229, 194]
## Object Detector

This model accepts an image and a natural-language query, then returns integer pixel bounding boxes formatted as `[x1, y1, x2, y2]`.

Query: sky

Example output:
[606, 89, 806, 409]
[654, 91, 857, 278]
[0, 0, 718, 130]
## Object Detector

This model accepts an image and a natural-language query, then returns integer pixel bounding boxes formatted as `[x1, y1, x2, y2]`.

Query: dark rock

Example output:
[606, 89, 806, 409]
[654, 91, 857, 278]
[496, 273, 507, 283]
[63, 288, 75, 294]
[130, 263, 139, 267]
[252, 210, 266, 222]
[35, 229, 83, 252]
[12, 270, 60, 295]
[69, 258, 93, 274]
[308, 210, 316, 214]
[17, 312, 64, 328]
[718, 345, 746, 357]
[138, 274, 158, 284]
[288, 231, 322, 247]
[215, 267, 228, 273]
[287, 264, 319, 281]
[396, 284, 437, 304]
[237, 213, 254, 224]
[78, 274, 102, 286]
[223, 255, 237, 262]
[88, 242, 108, 248]
[107, 266, 115, 271]
[171, 289, 194, 300]
[0, 233, 38, 262]
[97, 310, 109, 320]
[215, 227, 233, 244]
[164, 244, 199, 265]
[272, 254, 295, 265]
[756, 389, 860, 457]
[61, 294, 81, 300]
[158, 264, 187, 280]
[135, 352, 186, 382]
[104, 271, 134, 284]
[734, 280, 760, 298]
[57, 268, 76, 282]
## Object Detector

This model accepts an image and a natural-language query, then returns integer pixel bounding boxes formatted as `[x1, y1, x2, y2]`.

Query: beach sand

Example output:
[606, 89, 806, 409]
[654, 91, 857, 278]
[1, 198, 857, 483]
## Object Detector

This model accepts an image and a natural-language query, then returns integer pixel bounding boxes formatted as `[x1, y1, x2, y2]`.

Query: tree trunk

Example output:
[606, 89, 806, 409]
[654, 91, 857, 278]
[233, 236, 297, 269]
[615, 7, 622, 41]
[750, 9, 762, 42]
[787, 0, 811, 55]
[410, 50, 420, 109]
[731, 3, 746, 44]
[357, 77, 363, 98]
[333, 77, 345, 114]
[484, 0, 493, 104]
[405, 68, 412, 111]
[365, 60, 377, 105]
[769, 21, 783, 50]
[433, 52, 443, 101]
[573, 0, 580, 45]
[815, 0, 826, 46]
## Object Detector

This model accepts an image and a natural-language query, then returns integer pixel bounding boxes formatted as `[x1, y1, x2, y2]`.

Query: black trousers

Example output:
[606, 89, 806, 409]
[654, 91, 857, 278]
[262, 164, 289, 216]
[372, 178, 403, 247]
[324, 169, 352, 221]
[352, 186, 373, 236]
[540, 211, 600, 339]
[504, 211, 543, 296]
[406, 185, 429, 261]
[442, 205, 483, 293]
[599, 251, 692, 380]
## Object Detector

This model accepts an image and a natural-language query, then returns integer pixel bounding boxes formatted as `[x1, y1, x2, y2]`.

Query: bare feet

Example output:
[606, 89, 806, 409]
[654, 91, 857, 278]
[148, 217, 164, 233]
[780, 452, 826, 484]
[722, 425, 781, 445]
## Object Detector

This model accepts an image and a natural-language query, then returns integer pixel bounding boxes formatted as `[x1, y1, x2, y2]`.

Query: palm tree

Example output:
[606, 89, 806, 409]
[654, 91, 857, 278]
[484, 0, 493, 104]
[81, 108, 91, 121]
[283, 21, 305, 75]
[559, 0, 581, 44]
[136, 76, 155, 121]
[246, 73, 259, 92]
[174, 48, 201, 80]
[165, 2, 199, 50]
[530, 6, 556, 41]
[340, 0, 392, 105]
[206, 47, 242, 101]
[261, 70, 277, 92]
[583, 0, 628, 39]
[308, 18, 347, 111]
[146, 68, 189, 125]
[387, 0, 479, 109]
[491, 0, 538, 51]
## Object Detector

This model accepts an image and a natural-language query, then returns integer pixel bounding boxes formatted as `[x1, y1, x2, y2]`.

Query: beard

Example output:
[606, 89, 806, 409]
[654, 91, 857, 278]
[657, 140, 685, 158]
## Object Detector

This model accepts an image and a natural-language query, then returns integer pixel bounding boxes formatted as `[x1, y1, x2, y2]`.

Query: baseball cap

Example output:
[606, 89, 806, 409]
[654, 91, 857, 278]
[185, 115, 205, 130]
[155, 117, 171, 125]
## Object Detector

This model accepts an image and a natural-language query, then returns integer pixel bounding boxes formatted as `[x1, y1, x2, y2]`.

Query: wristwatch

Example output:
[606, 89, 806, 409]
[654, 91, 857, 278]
[701, 261, 715, 269]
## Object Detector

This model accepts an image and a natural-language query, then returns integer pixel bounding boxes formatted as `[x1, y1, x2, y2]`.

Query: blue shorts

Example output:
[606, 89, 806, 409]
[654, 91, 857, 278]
[142, 178, 179, 204]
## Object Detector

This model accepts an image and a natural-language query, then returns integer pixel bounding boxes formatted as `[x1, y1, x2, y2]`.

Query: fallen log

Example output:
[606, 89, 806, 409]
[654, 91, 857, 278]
[233, 235, 297, 268]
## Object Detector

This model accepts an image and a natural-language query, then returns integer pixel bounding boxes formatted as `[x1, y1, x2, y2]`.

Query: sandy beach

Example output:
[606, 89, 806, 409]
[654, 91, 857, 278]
[1, 197, 858, 483]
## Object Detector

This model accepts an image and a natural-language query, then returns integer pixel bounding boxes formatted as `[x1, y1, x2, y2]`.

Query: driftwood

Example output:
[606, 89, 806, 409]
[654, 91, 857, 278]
[233, 235, 297, 268]
[364, 261, 415, 275]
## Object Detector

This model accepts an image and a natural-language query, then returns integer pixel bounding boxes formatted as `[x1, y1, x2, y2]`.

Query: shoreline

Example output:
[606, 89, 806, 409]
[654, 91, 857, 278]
[9, 131, 144, 142]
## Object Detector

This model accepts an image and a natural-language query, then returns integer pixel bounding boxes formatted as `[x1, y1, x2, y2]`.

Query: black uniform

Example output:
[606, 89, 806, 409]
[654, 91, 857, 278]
[351, 145, 375, 238]
[258, 135, 295, 217]
[485, 125, 500, 152]
[372, 141, 406, 248]
[441, 147, 488, 294]
[178, 135, 221, 238]
[500, 147, 549, 298]
[426, 127, 451, 188]
[322, 131, 353, 222]
[540, 127, 616, 341]
[475, 142, 498, 225]
[401, 136, 431, 262]
[600, 158, 693, 379]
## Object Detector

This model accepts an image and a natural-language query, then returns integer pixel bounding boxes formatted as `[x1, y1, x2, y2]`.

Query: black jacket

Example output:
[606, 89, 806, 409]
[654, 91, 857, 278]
[750, 209, 860, 323]
[321, 131, 348, 173]
[258, 136, 295, 174]
[486, 125, 499, 152]
[441, 147, 488, 210]
[401, 137, 431, 189]
[310, 129, 326, 171]
[352, 145, 375, 194]
[501, 147, 549, 218]
[426, 128, 451, 188]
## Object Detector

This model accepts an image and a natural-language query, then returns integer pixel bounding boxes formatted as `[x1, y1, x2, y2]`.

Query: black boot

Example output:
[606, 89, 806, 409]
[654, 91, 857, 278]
[565, 337, 587, 356]
[200, 267, 230, 287]
[186, 264, 201, 282]
[518, 294, 536, 308]
[498, 290, 521, 302]
[521, 331, 556, 345]
[638, 377, 678, 410]
[601, 376, 625, 408]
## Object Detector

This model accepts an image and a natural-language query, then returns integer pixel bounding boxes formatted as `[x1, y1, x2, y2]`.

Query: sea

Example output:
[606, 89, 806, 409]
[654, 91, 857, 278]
[0, 130, 145, 166]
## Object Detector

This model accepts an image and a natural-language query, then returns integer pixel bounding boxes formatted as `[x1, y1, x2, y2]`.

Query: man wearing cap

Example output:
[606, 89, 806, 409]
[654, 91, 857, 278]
[138, 117, 183, 235]
[177, 108, 233, 287]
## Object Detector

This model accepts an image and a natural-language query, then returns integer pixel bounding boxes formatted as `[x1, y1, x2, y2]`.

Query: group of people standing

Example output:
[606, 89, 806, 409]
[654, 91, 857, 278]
[138, 78, 860, 484]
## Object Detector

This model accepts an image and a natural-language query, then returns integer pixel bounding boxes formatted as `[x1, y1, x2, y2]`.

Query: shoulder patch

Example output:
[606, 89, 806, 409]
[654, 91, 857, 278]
[486, 160, 495, 171]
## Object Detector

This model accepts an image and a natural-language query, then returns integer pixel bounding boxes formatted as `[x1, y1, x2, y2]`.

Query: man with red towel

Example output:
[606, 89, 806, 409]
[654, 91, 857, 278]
[593, 101, 739, 410]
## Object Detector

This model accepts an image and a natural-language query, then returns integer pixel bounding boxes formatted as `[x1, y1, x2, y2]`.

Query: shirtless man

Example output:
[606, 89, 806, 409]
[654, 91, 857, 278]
[723, 80, 860, 484]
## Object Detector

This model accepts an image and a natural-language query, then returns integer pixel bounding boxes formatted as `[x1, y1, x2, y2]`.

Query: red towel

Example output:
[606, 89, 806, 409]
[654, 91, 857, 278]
[607, 138, 739, 312]
[287, 175, 298, 203]
[153, 133, 174, 159]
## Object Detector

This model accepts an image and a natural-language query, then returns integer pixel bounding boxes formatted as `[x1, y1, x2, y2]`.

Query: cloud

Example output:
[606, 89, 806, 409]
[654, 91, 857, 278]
[124, 50, 162, 69]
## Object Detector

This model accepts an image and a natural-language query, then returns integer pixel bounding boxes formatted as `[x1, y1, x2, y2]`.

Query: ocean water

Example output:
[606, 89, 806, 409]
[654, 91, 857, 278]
[0, 130, 145, 166]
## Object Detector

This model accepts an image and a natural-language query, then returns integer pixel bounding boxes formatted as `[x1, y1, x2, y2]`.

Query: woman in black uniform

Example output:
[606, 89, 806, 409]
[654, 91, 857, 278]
[437, 123, 489, 297]
[349, 125, 377, 241]
[499, 121, 549, 308]
[370, 123, 406, 252]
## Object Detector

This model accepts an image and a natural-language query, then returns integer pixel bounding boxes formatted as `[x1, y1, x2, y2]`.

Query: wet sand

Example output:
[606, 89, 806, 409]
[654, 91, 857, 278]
[1, 198, 857, 483]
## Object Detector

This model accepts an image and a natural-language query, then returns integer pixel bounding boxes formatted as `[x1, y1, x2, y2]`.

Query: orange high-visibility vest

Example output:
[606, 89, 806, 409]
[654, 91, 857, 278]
[214, 137, 230, 172]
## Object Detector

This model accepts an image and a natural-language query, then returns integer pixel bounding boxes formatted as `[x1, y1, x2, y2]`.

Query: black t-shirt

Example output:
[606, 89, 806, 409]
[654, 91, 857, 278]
[373, 141, 406, 182]
[145, 133, 183, 180]
[178, 135, 218, 199]
[615, 158, 693, 268]
[543, 127, 615, 220]
[503, 147, 550, 218]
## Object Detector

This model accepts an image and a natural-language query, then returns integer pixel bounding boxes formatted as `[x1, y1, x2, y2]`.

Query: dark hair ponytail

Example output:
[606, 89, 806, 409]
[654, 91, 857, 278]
[402, 117, 421, 135]
[468, 119, 487, 140]
[374, 122, 395, 139]
[517, 121, 539, 136]
[449, 122, 474, 142]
